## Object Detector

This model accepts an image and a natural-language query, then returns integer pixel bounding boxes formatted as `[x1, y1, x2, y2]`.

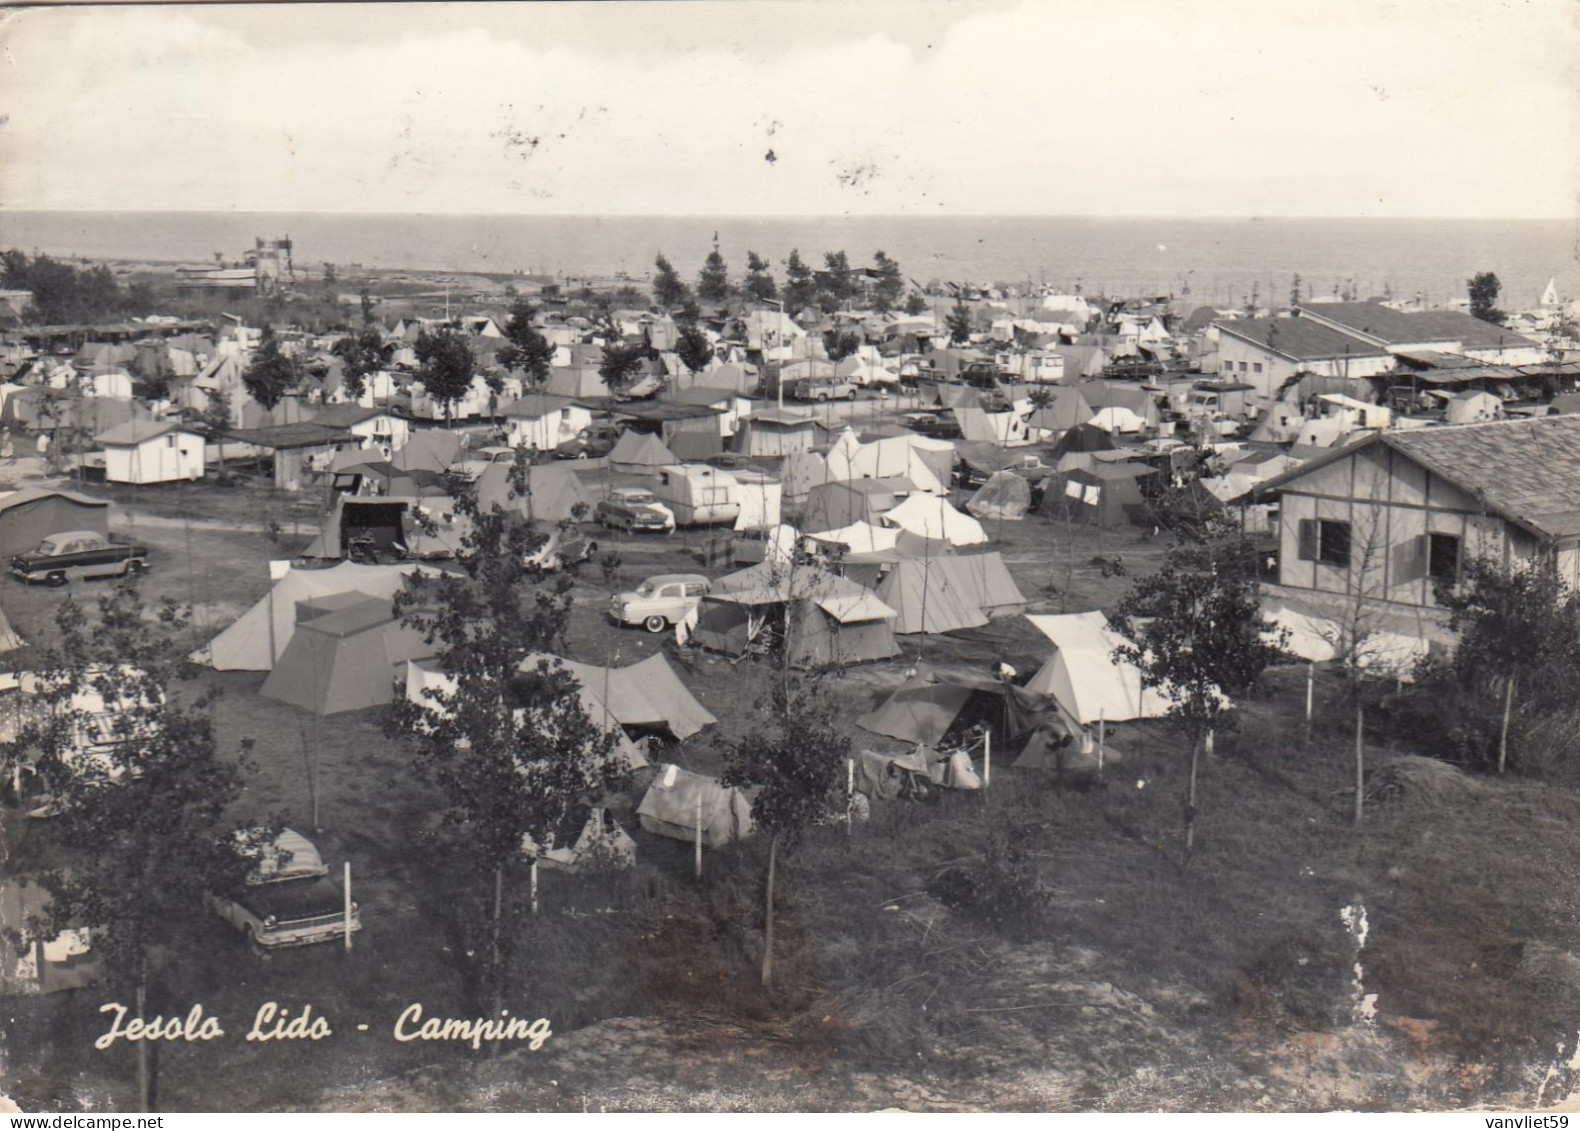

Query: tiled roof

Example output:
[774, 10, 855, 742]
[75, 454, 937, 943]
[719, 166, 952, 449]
[1299, 302, 1538, 351]
[1214, 317, 1390, 362]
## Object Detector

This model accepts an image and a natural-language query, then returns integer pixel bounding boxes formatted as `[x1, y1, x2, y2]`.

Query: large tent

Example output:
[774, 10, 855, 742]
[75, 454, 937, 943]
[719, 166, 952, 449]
[1023, 610, 1177, 724]
[301, 496, 414, 560]
[801, 480, 897, 533]
[1040, 463, 1155, 529]
[966, 471, 1032, 521]
[0, 488, 110, 557]
[193, 562, 424, 671]
[392, 430, 466, 473]
[544, 653, 717, 741]
[700, 562, 900, 668]
[636, 765, 753, 848]
[825, 429, 949, 495]
[607, 430, 677, 473]
[474, 460, 596, 523]
[805, 520, 899, 555]
[0, 603, 22, 654]
[883, 494, 988, 547]
[933, 553, 1027, 619]
[259, 596, 437, 716]
[875, 559, 989, 635]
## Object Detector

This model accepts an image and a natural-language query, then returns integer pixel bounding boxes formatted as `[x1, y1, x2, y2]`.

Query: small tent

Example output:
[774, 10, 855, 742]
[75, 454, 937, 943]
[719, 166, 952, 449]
[392, 430, 466, 473]
[883, 494, 988, 547]
[875, 559, 990, 635]
[0, 602, 22, 654]
[0, 488, 110, 557]
[966, 471, 1031, 521]
[779, 450, 831, 502]
[1050, 423, 1116, 461]
[802, 480, 897, 533]
[523, 808, 636, 872]
[932, 553, 1027, 619]
[1023, 610, 1177, 724]
[608, 430, 677, 473]
[474, 460, 596, 524]
[259, 596, 437, 716]
[636, 765, 753, 847]
[547, 653, 717, 741]
[1040, 463, 1154, 529]
[0, 879, 102, 995]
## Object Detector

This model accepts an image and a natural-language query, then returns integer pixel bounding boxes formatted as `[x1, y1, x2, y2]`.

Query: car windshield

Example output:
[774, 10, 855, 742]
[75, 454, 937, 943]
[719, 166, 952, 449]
[36, 540, 59, 556]
[240, 876, 346, 922]
[635, 582, 657, 597]
[624, 492, 655, 504]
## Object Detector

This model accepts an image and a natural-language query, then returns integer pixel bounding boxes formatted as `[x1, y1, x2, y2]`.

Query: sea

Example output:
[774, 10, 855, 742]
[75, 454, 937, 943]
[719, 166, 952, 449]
[1, 212, 1575, 311]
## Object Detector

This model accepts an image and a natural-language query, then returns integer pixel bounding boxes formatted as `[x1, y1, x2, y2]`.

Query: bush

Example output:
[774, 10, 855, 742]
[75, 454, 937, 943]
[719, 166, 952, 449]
[927, 821, 1051, 942]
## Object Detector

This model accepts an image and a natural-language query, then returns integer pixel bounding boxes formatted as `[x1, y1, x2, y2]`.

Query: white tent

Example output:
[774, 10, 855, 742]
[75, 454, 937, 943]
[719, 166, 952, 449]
[1263, 605, 1430, 679]
[825, 429, 948, 496]
[1023, 610, 1177, 724]
[882, 494, 988, 547]
[805, 520, 899, 555]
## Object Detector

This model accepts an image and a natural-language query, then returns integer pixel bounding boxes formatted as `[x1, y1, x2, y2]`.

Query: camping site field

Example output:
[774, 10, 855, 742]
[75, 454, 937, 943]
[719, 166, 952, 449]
[6, 478, 1580, 1110]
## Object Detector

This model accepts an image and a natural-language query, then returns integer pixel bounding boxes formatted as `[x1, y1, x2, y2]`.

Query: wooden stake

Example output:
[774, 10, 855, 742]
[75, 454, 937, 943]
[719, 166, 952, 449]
[694, 790, 703, 880]
[1305, 662, 1315, 729]
[846, 758, 854, 834]
[982, 732, 991, 787]
[530, 860, 539, 916]
[1353, 700, 1365, 825]
[1498, 674, 1515, 775]
[343, 861, 353, 950]
[1097, 711, 1106, 778]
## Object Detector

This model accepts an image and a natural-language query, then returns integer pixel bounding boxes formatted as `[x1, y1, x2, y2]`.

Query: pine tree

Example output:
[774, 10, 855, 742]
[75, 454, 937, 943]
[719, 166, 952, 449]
[652, 254, 692, 311]
[744, 251, 778, 303]
[697, 242, 730, 305]
[783, 249, 816, 313]
[871, 251, 904, 314]
[241, 324, 301, 411]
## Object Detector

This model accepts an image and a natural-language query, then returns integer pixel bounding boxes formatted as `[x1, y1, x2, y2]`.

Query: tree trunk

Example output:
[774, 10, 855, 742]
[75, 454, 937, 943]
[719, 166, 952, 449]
[1353, 697, 1365, 825]
[761, 834, 778, 987]
[1182, 734, 1200, 868]
[1498, 674, 1515, 775]
[490, 863, 504, 1028]
[136, 966, 150, 1113]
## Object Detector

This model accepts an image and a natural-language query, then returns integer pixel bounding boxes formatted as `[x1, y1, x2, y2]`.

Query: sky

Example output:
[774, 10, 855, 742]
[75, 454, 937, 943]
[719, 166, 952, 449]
[1, 0, 1577, 218]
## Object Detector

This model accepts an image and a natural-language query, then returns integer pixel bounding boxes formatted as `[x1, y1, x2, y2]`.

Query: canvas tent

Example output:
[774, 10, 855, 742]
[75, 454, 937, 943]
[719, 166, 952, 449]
[607, 430, 677, 473]
[0, 604, 21, 654]
[0, 488, 110, 557]
[193, 561, 423, 671]
[259, 595, 437, 715]
[802, 479, 897, 533]
[392, 430, 466, 473]
[966, 471, 1032, 521]
[522, 807, 636, 872]
[883, 494, 988, 547]
[636, 764, 753, 848]
[1040, 463, 1155, 528]
[543, 653, 716, 741]
[474, 460, 596, 524]
[700, 563, 900, 668]
[875, 559, 989, 635]
[1023, 610, 1179, 724]
[779, 450, 831, 502]
[0, 879, 102, 995]
[1050, 423, 1117, 462]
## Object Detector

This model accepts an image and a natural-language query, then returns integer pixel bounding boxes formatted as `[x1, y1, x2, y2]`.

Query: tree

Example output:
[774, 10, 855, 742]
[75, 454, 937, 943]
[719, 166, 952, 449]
[389, 453, 625, 1016]
[823, 329, 861, 363]
[946, 297, 973, 345]
[744, 250, 778, 304]
[240, 323, 301, 411]
[1111, 535, 1283, 866]
[782, 249, 816, 313]
[497, 296, 554, 386]
[652, 253, 691, 311]
[322, 262, 338, 291]
[598, 342, 648, 392]
[332, 327, 389, 403]
[1468, 271, 1504, 324]
[198, 388, 233, 478]
[871, 251, 904, 314]
[415, 328, 477, 425]
[720, 676, 852, 985]
[676, 322, 714, 377]
[11, 588, 255, 1111]
[697, 242, 730, 306]
[359, 287, 376, 327]
[903, 292, 929, 317]
[1290, 274, 1303, 310]
[819, 250, 854, 312]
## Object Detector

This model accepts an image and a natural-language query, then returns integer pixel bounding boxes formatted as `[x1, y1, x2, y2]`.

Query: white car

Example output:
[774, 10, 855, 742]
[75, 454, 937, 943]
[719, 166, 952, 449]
[610, 573, 710, 633]
[205, 829, 361, 952]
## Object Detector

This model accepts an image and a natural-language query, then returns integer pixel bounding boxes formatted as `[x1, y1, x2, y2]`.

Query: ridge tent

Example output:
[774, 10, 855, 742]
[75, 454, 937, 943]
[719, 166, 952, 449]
[0, 488, 110, 557]
[1039, 463, 1155, 529]
[607, 430, 677, 473]
[193, 561, 423, 671]
[802, 479, 897, 533]
[779, 450, 831, 502]
[541, 653, 716, 741]
[826, 430, 948, 496]
[636, 765, 753, 847]
[1050, 422, 1116, 461]
[883, 494, 988, 547]
[474, 460, 595, 523]
[259, 596, 437, 716]
[1023, 610, 1177, 724]
[522, 807, 636, 872]
[392, 430, 466, 474]
[805, 520, 900, 555]
[875, 559, 989, 635]
[966, 471, 1032, 521]
[0, 602, 22, 654]
[933, 552, 1027, 619]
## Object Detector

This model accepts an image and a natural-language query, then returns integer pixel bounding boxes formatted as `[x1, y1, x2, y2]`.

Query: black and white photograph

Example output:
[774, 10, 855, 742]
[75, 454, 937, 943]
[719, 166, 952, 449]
[0, 0, 1578, 1115]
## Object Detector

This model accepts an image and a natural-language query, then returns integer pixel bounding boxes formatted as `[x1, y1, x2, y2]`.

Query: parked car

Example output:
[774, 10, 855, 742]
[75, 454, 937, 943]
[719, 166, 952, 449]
[554, 423, 621, 461]
[10, 531, 150, 587]
[910, 414, 962, 440]
[609, 573, 710, 634]
[446, 445, 521, 482]
[523, 529, 599, 572]
[791, 379, 858, 402]
[704, 453, 756, 472]
[595, 487, 675, 533]
[205, 828, 361, 952]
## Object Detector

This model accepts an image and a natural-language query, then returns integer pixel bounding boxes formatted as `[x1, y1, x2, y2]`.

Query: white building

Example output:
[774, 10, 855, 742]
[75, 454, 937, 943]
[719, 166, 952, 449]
[502, 394, 593, 452]
[97, 422, 206, 484]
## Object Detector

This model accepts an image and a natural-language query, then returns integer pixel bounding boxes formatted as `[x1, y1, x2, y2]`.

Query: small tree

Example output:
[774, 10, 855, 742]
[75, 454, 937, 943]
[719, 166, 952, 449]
[1290, 273, 1303, 310]
[744, 250, 778, 304]
[823, 329, 861, 363]
[1111, 535, 1282, 866]
[498, 296, 554, 387]
[652, 253, 692, 311]
[871, 250, 904, 314]
[1468, 271, 1504, 324]
[676, 322, 714, 377]
[332, 327, 389, 404]
[783, 249, 816, 313]
[12, 588, 255, 1111]
[946, 298, 973, 345]
[241, 323, 301, 412]
[390, 453, 625, 1015]
[697, 242, 730, 305]
[198, 388, 233, 478]
[359, 287, 376, 327]
[415, 328, 476, 425]
[819, 250, 854, 312]
[720, 675, 852, 985]
[322, 262, 338, 291]
[903, 292, 929, 317]
[598, 342, 649, 392]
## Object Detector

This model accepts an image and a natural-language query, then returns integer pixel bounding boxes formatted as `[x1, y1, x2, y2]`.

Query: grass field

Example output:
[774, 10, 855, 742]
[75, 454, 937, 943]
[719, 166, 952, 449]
[5, 471, 1580, 1111]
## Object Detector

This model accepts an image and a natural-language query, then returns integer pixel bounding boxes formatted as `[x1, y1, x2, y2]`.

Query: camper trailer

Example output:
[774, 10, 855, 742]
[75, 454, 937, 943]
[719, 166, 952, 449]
[651, 464, 742, 527]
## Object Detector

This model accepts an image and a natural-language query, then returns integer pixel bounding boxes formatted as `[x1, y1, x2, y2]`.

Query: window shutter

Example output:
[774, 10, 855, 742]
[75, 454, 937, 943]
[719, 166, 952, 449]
[1297, 519, 1318, 561]
[1391, 534, 1426, 585]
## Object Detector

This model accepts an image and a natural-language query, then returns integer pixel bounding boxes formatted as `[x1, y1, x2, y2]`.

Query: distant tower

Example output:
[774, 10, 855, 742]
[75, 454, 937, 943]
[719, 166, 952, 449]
[252, 236, 295, 296]
[1541, 277, 1560, 307]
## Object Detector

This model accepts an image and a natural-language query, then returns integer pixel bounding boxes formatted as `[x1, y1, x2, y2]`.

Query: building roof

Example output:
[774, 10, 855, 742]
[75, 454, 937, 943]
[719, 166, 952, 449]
[95, 421, 200, 446]
[1298, 302, 1538, 351]
[226, 422, 354, 450]
[1253, 415, 1580, 541]
[500, 393, 580, 420]
[310, 404, 402, 428]
[1214, 316, 1391, 362]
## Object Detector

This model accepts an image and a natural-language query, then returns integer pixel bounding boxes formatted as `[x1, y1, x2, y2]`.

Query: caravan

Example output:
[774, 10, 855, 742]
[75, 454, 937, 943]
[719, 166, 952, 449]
[651, 464, 742, 527]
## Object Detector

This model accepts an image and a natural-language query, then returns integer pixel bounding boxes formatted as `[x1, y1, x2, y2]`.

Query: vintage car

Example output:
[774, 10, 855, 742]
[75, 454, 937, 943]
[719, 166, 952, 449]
[10, 531, 150, 587]
[791, 378, 858, 402]
[446, 445, 523, 482]
[909, 414, 963, 440]
[609, 573, 710, 634]
[553, 423, 621, 461]
[205, 829, 361, 952]
[594, 487, 675, 533]
[523, 529, 599, 572]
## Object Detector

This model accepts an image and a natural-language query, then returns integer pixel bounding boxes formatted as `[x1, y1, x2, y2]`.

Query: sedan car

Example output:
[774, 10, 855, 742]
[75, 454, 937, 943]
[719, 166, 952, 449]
[553, 424, 621, 461]
[610, 573, 710, 633]
[523, 529, 599, 571]
[594, 488, 675, 533]
[205, 828, 361, 952]
[11, 530, 150, 587]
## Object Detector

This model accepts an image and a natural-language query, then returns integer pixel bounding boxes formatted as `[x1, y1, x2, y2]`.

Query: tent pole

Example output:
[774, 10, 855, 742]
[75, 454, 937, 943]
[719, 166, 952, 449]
[343, 861, 353, 950]
[846, 757, 854, 834]
[982, 731, 991, 788]
[1098, 711, 1105, 779]
[694, 791, 703, 880]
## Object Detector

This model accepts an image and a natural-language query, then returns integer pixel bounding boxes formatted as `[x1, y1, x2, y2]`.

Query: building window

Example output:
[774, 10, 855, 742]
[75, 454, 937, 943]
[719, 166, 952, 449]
[1429, 532, 1461, 583]
[1298, 518, 1352, 567]
[1252, 362, 1264, 374]
[166, 436, 177, 448]
[1238, 361, 1249, 373]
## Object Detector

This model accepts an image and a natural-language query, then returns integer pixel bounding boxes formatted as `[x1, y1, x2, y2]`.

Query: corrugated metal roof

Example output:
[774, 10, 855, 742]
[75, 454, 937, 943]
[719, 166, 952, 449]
[1214, 317, 1391, 362]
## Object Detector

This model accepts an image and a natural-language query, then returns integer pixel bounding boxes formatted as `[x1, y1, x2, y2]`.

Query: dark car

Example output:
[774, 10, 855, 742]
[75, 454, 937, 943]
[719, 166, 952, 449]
[1103, 357, 1164, 379]
[594, 487, 675, 533]
[554, 423, 621, 460]
[11, 530, 150, 587]
[704, 453, 756, 472]
[910, 414, 963, 440]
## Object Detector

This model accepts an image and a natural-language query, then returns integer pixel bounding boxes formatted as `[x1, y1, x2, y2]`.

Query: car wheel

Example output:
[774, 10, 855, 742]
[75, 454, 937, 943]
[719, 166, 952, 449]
[125, 559, 145, 576]
[576, 452, 589, 461]
[45, 571, 66, 588]
[643, 615, 668, 634]
[817, 393, 830, 402]
[847, 389, 858, 401]
[244, 924, 266, 956]
[585, 540, 599, 558]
